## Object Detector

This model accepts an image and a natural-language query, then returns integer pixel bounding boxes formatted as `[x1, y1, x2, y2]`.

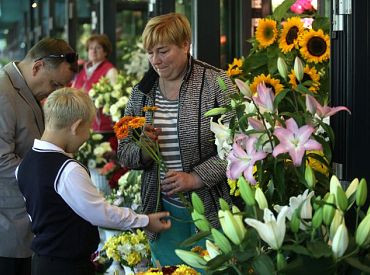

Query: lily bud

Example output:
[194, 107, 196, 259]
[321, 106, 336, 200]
[305, 165, 316, 189]
[355, 214, 370, 247]
[294, 56, 304, 82]
[219, 198, 230, 211]
[323, 194, 336, 225]
[335, 185, 348, 212]
[277, 57, 288, 80]
[332, 223, 349, 258]
[211, 228, 232, 254]
[356, 178, 367, 207]
[205, 240, 221, 260]
[219, 210, 245, 245]
[238, 176, 255, 206]
[232, 205, 247, 240]
[255, 187, 268, 210]
[329, 210, 344, 240]
[312, 207, 323, 229]
[191, 210, 211, 232]
[235, 78, 252, 98]
[204, 107, 228, 117]
[191, 192, 205, 215]
[290, 210, 300, 233]
[175, 249, 207, 269]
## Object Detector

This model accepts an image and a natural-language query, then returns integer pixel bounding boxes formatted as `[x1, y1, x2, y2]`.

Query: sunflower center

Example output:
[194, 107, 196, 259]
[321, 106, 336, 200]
[307, 37, 327, 57]
[265, 83, 276, 93]
[263, 27, 275, 40]
[286, 26, 299, 45]
[302, 73, 312, 83]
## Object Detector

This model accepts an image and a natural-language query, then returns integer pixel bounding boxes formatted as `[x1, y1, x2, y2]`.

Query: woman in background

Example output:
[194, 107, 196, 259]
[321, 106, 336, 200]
[73, 34, 117, 134]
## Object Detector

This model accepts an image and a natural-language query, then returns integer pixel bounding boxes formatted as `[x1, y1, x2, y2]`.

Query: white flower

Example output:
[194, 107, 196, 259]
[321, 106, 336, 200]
[210, 115, 232, 159]
[332, 223, 349, 258]
[245, 206, 289, 250]
[88, 159, 96, 168]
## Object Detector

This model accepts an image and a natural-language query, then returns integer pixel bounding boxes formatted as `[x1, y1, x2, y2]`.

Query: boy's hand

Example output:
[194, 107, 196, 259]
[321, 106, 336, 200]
[145, 212, 171, 233]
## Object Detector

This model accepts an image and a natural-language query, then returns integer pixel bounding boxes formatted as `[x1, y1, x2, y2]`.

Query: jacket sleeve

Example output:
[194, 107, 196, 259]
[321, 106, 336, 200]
[191, 69, 236, 188]
[0, 91, 22, 178]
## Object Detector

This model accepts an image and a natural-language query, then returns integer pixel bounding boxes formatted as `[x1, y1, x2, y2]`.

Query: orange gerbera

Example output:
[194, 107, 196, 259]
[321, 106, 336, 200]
[142, 106, 159, 112]
[128, 117, 146, 128]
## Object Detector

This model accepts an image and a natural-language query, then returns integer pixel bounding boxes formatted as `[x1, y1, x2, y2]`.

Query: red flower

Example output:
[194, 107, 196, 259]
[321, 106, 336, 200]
[108, 167, 128, 190]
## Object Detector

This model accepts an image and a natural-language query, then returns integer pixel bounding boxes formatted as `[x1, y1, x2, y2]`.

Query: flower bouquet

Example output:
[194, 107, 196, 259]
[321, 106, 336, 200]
[173, 0, 369, 274]
[99, 229, 151, 272]
[136, 264, 200, 275]
[89, 72, 136, 122]
[75, 131, 113, 169]
[105, 170, 142, 211]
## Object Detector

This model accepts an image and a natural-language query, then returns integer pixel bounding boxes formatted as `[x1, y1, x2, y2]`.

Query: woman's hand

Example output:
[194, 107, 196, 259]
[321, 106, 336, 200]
[161, 171, 204, 196]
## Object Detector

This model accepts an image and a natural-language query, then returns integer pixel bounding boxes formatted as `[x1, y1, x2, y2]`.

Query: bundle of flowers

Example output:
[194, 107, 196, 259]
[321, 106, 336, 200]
[89, 72, 136, 122]
[173, 0, 369, 273]
[136, 264, 199, 275]
[100, 229, 151, 270]
[105, 170, 142, 211]
[75, 131, 113, 169]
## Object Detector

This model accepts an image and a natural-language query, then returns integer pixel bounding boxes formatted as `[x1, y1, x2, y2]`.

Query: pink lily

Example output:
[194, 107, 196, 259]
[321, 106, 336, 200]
[227, 134, 267, 184]
[235, 78, 252, 98]
[306, 95, 351, 118]
[248, 117, 265, 131]
[273, 118, 322, 166]
[253, 82, 275, 114]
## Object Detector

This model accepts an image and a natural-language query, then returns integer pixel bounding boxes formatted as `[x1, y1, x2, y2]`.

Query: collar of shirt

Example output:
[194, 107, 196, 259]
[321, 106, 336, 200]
[33, 139, 70, 157]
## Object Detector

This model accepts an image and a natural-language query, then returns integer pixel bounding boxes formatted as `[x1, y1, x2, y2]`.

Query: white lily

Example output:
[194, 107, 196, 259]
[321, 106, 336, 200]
[274, 189, 314, 229]
[245, 206, 289, 250]
[204, 240, 221, 261]
[210, 115, 233, 159]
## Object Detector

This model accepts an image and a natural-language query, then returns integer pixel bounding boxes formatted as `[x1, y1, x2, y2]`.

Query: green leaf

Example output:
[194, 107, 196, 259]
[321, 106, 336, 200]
[252, 254, 275, 275]
[217, 77, 227, 91]
[345, 256, 370, 273]
[191, 192, 205, 215]
[274, 89, 289, 109]
[207, 254, 231, 270]
[204, 107, 228, 117]
[283, 244, 311, 256]
[179, 230, 211, 247]
[306, 240, 332, 258]
[272, 0, 296, 21]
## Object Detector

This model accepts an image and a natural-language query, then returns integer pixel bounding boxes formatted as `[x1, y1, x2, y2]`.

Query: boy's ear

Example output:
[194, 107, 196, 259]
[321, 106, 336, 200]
[71, 119, 83, 135]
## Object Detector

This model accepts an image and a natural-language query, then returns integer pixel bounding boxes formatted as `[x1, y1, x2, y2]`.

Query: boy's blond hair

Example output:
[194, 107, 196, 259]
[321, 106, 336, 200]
[142, 12, 191, 51]
[43, 87, 96, 130]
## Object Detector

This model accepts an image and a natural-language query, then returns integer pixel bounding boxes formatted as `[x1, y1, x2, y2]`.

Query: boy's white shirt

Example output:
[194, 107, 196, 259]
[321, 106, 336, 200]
[16, 139, 149, 230]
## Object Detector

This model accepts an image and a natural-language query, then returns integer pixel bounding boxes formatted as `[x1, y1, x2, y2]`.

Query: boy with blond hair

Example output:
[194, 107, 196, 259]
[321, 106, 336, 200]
[16, 87, 171, 275]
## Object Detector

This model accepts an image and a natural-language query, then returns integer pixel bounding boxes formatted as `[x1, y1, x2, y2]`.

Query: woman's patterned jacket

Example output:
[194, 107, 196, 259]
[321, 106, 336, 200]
[117, 56, 236, 240]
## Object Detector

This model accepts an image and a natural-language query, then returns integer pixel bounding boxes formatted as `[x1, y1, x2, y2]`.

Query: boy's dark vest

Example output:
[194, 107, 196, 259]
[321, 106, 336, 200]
[73, 60, 114, 132]
[17, 149, 99, 259]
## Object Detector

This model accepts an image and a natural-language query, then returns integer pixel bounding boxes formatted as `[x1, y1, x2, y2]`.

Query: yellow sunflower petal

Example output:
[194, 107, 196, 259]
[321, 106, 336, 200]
[256, 18, 278, 48]
[299, 29, 330, 63]
[279, 17, 304, 53]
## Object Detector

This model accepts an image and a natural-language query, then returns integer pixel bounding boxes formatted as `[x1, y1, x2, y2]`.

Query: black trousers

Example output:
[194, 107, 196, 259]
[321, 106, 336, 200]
[31, 254, 95, 275]
[0, 256, 31, 275]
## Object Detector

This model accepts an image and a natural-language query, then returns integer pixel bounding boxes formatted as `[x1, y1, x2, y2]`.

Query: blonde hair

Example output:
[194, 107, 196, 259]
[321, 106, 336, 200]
[142, 13, 191, 50]
[43, 88, 96, 130]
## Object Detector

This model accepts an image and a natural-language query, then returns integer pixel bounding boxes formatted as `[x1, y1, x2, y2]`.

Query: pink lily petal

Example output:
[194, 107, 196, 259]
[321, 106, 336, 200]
[235, 78, 252, 98]
[248, 117, 265, 131]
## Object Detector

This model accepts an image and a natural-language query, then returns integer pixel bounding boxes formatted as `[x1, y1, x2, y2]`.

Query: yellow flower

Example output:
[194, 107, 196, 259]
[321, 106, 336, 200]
[227, 58, 243, 77]
[279, 17, 304, 53]
[299, 29, 330, 63]
[142, 106, 159, 112]
[127, 251, 141, 266]
[306, 150, 329, 176]
[250, 74, 284, 95]
[255, 18, 278, 48]
[228, 179, 240, 196]
[288, 65, 320, 93]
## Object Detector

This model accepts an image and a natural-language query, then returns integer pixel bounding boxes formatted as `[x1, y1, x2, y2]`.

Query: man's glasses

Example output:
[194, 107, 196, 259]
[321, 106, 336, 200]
[35, 52, 78, 64]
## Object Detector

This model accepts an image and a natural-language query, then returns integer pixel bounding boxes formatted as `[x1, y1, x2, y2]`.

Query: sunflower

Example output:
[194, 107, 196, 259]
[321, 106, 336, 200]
[250, 74, 284, 95]
[255, 18, 278, 48]
[299, 29, 330, 63]
[227, 58, 243, 77]
[288, 65, 320, 93]
[279, 17, 304, 53]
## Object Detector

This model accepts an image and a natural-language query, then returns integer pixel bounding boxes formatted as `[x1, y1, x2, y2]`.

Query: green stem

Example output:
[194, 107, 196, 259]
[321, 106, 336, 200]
[230, 264, 243, 275]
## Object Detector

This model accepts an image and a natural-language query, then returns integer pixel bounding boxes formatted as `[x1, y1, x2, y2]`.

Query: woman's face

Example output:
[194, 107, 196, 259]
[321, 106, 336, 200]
[147, 41, 190, 81]
[87, 40, 107, 64]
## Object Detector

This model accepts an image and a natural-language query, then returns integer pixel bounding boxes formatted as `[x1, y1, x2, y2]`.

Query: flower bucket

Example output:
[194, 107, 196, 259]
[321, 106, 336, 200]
[90, 168, 111, 195]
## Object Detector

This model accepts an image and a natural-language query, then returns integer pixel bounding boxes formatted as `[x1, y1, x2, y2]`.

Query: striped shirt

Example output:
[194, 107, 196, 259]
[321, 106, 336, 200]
[153, 88, 184, 206]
